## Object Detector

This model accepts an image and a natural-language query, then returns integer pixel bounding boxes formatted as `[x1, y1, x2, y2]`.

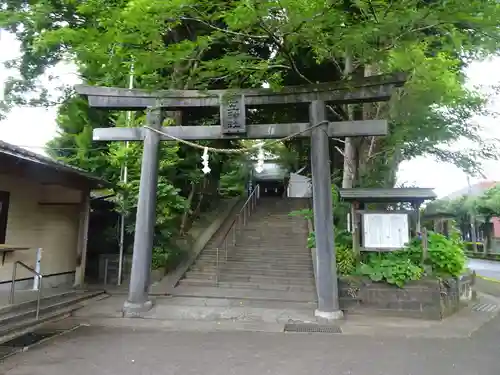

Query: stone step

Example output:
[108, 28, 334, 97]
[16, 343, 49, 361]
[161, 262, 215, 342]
[197, 258, 313, 267]
[184, 271, 216, 280]
[185, 270, 314, 285]
[199, 254, 312, 262]
[205, 241, 308, 247]
[178, 279, 315, 293]
[244, 220, 306, 223]
[199, 247, 311, 257]
[239, 230, 306, 235]
[191, 265, 314, 277]
[138, 301, 316, 324]
[224, 268, 313, 277]
[197, 257, 314, 266]
[166, 296, 316, 311]
[190, 262, 313, 274]
[201, 248, 310, 255]
[219, 274, 314, 286]
[0, 290, 106, 345]
[235, 226, 306, 231]
[172, 285, 316, 303]
[178, 279, 216, 287]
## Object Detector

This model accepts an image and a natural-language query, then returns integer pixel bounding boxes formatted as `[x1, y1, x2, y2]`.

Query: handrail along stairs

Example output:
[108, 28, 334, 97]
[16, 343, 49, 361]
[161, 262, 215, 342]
[9, 261, 43, 320]
[215, 185, 260, 285]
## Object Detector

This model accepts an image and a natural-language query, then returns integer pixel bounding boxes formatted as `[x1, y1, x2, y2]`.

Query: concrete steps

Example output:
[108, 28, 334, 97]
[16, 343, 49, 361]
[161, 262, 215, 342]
[0, 290, 106, 345]
[72, 294, 317, 328]
[196, 258, 313, 267]
[189, 266, 314, 278]
[173, 285, 315, 302]
[178, 197, 315, 301]
[185, 271, 314, 284]
[178, 279, 315, 293]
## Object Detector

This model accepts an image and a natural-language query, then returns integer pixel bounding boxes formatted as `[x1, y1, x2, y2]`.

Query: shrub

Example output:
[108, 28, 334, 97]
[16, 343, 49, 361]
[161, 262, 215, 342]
[358, 253, 423, 287]
[425, 231, 466, 278]
[303, 219, 466, 287]
[336, 245, 356, 276]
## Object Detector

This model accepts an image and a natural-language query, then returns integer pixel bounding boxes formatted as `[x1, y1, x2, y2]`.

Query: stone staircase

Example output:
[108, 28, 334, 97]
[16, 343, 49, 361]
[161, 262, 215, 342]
[177, 197, 316, 302]
[0, 289, 106, 345]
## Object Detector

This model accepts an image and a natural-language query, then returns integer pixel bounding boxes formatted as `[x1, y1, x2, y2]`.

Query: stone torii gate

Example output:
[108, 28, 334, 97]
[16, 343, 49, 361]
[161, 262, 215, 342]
[75, 73, 405, 319]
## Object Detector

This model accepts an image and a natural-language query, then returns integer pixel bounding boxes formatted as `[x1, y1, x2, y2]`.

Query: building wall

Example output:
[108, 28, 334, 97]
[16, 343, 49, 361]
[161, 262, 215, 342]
[492, 217, 500, 238]
[0, 173, 83, 288]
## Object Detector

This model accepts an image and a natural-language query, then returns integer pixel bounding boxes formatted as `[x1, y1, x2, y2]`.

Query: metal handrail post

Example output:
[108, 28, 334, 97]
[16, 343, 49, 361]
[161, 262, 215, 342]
[35, 277, 43, 320]
[216, 247, 220, 286]
[225, 237, 228, 261]
[232, 224, 236, 245]
[9, 263, 17, 304]
[104, 258, 109, 285]
[10, 261, 43, 320]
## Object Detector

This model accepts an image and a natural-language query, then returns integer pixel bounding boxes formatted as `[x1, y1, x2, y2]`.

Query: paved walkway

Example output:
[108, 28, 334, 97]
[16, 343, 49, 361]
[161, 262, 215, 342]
[2, 314, 500, 375]
[2, 273, 500, 374]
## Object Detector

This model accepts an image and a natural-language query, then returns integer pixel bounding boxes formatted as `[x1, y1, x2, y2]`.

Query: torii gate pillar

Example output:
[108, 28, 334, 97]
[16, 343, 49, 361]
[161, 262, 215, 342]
[310, 101, 342, 320]
[123, 107, 163, 315]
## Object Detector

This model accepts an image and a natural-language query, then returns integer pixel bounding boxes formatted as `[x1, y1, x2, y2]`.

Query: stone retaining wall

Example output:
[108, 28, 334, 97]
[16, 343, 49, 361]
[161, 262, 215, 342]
[339, 272, 475, 320]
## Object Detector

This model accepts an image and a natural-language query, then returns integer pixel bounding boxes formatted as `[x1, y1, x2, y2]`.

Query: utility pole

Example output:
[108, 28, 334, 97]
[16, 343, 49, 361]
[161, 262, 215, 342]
[117, 61, 135, 285]
[467, 175, 478, 253]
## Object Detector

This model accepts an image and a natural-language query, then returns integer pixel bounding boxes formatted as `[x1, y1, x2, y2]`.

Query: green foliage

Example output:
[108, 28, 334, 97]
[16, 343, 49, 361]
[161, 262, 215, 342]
[425, 183, 500, 242]
[358, 255, 424, 288]
[474, 185, 500, 219]
[290, 208, 314, 221]
[2, 0, 499, 273]
[335, 230, 353, 249]
[218, 158, 250, 197]
[425, 231, 466, 278]
[359, 231, 466, 286]
[151, 244, 185, 271]
[306, 232, 315, 250]
[43, 90, 245, 267]
[2, 0, 499, 187]
[336, 245, 356, 277]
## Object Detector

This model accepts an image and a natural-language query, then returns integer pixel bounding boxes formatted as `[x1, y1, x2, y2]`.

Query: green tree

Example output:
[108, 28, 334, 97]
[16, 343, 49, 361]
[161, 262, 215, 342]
[2, 0, 500, 190]
[474, 185, 500, 219]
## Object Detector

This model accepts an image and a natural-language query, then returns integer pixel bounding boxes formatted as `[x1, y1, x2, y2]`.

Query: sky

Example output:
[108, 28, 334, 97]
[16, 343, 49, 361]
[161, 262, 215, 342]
[0, 30, 499, 198]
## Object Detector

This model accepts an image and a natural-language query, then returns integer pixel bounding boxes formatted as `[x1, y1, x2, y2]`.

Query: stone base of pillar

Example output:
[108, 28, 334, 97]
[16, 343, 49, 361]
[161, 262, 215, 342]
[315, 309, 344, 322]
[122, 299, 154, 318]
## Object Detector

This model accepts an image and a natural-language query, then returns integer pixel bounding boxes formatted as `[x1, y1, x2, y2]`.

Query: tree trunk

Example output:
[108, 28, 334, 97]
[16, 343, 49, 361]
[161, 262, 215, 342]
[179, 182, 195, 235]
[342, 139, 357, 188]
[192, 177, 208, 220]
[353, 64, 399, 188]
[341, 52, 358, 189]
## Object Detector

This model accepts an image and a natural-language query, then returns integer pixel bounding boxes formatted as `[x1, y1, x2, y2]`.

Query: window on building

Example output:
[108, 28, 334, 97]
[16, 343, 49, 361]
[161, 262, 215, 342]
[0, 191, 10, 244]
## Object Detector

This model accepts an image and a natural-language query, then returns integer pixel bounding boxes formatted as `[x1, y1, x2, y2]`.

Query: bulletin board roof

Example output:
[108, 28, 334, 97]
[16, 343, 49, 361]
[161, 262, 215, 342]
[339, 188, 437, 204]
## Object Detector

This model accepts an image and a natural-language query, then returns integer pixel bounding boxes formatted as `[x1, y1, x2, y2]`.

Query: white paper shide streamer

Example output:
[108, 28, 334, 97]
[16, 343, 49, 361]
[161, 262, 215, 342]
[201, 147, 211, 174]
[255, 143, 265, 173]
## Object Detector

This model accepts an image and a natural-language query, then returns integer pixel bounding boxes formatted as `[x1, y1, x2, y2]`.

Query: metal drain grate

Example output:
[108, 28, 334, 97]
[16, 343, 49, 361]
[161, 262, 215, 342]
[0, 326, 80, 360]
[0, 332, 60, 360]
[2, 331, 59, 348]
[284, 323, 342, 334]
[472, 303, 499, 313]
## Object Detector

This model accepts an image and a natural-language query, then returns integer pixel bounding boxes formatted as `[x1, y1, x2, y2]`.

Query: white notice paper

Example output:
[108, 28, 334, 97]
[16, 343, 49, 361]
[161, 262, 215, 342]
[362, 213, 409, 249]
